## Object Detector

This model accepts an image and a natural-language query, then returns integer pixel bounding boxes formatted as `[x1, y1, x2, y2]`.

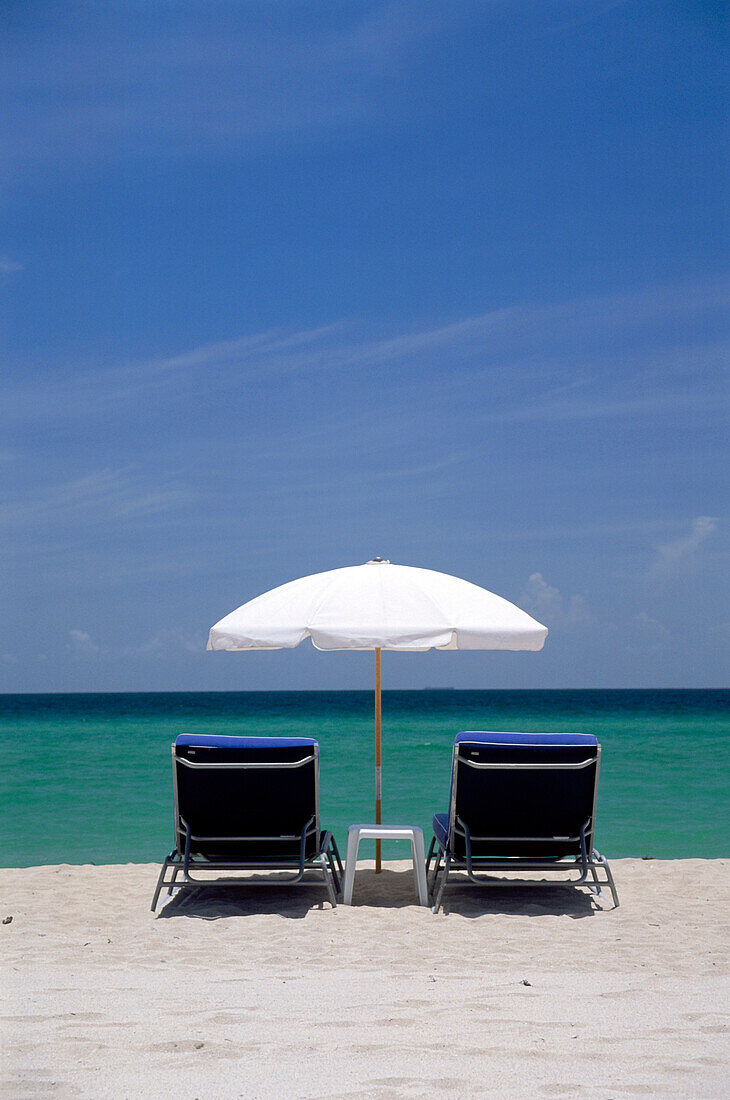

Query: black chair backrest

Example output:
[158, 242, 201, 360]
[173, 735, 319, 861]
[451, 732, 600, 860]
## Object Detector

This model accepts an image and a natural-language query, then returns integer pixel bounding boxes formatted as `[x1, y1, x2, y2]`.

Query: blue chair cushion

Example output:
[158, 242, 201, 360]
[175, 734, 318, 749]
[455, 731, 598, 747]
[433, 812, 450, 848]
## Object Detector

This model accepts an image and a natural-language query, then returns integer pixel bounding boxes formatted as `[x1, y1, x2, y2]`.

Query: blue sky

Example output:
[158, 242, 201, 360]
[2, 1, 727, 692]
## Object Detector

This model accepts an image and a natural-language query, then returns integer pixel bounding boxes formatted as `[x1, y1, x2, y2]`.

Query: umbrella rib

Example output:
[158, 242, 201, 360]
[304, 568, 357, 645]
[386, 581, 456, 648]
[308, 567, 456, 650]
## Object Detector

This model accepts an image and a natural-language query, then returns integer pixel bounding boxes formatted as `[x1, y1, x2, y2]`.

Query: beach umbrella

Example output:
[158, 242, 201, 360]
[207, 558, 547, 871]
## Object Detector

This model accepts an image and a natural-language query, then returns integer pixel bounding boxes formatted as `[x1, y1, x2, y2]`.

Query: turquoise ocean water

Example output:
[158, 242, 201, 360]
[0, 690, 728, 867]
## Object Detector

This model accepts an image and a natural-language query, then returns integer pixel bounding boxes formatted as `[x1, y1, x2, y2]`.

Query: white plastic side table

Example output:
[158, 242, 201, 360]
[342, 824, 429, 906]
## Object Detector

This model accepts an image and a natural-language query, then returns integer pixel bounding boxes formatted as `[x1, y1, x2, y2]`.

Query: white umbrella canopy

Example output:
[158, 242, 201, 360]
[207, 558, 547, 870]
[208, 558, 548, 653]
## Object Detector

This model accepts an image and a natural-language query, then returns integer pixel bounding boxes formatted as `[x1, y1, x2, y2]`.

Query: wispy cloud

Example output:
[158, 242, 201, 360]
[1, 4, 450, 170]
[0, 468, 188, 532]
[482, 377, 725, 427]
[141, 322, 348, 381]
[0, 255, 23, 278]
[5, 276, 727, 436]
[649, 516, 719, 578]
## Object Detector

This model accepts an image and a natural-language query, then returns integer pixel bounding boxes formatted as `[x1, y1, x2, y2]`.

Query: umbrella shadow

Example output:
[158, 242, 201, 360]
[342, 867, 432, 909]
[155, 879, 334, 921]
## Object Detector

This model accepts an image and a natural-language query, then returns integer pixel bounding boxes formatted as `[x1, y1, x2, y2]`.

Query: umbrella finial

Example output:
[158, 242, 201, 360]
[367, 556, 390, 564]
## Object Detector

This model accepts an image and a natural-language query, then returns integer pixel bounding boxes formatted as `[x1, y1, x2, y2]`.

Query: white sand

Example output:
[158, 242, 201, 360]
[2, 859, 729, 1099]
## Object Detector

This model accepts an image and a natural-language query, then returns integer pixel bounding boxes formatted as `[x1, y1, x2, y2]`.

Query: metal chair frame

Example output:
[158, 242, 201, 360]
[151, 742, 343, 911]
[427, 740, 619, 913]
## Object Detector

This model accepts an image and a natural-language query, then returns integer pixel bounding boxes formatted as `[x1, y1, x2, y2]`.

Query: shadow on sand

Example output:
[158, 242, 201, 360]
[431, 871, 604, 919]
[155, 874, 334, 920]
[155, 867, 605, 919]
[350, 868, 602, 918]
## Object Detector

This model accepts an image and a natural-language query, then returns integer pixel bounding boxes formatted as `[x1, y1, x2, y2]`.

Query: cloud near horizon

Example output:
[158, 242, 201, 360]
[68, 629, 98, 655]
[522, 573, 591, 631]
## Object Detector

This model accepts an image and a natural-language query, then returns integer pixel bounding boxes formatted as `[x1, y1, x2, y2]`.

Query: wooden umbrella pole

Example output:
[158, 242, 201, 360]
[374, 647, 382, 873]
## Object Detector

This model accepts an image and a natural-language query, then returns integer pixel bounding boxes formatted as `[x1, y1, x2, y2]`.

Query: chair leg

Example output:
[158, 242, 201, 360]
[428, 846, 442, 894]
[330, 834, 344, 880]
[151, 853, 175, 912]
[587, 860, 603, 898]
[332, 831, 343, 875]
[324, 836, 341, 895]
[425, 835, 436, 874]
[432, 852, 450, 914]
[167, 861, 181, 896]
[318, 853, 337, 907]
[326, 850, 339, 895]
[596, 852, 620, 909]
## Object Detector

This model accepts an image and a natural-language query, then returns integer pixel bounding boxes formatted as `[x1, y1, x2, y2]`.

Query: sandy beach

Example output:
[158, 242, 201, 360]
[2, 858, 728, 1098]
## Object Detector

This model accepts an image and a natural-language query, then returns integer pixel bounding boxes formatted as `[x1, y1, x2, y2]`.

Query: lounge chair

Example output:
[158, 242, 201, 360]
[151, 734, 342, 911]
[427, 731, 619, 913]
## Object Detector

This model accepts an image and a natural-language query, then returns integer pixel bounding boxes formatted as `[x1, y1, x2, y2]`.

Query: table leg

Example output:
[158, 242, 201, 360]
[342, 827, 361, 905]
[411, 829, 429, 906]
